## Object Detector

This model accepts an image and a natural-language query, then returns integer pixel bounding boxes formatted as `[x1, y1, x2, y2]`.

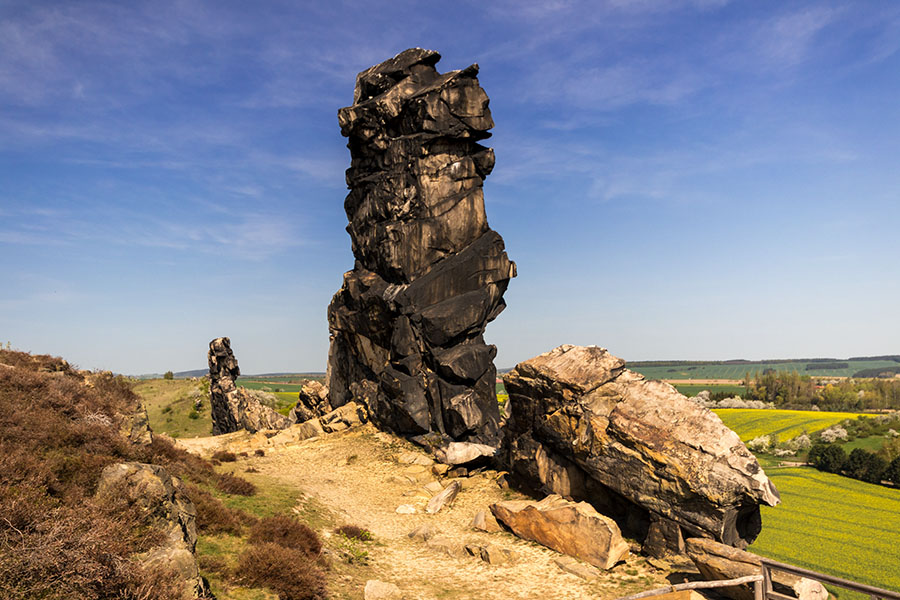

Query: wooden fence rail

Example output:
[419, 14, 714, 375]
[617, 558, 900, 600]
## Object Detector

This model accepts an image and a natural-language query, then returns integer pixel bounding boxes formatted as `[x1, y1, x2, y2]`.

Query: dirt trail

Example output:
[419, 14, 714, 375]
[221, 424, 673, 600]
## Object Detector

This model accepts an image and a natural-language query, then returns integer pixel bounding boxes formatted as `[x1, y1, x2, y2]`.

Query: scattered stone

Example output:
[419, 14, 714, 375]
[447, 467, 468, 478]
[479, 544, 515, 565]
[435, 441, 497, 465]
[326, 48, 515, 448]
[319, 401, 366, 433]
[502, 345, 780, 549]
[364, 579, 401, 600]
[95, 462, 209, 598]
[424, 481, 444, 494]
[426, 536, 466, 558]
[395, 504, 416, 514]
[554, 556, 601, 581]
[470, 509, 502, 533]
[425, 481, 461, 514]
[290, 380, 331, 423]
[432, 463, 451, 477]
[408, 523, 439, 542]
[398, 451, 435, 466]
[646, 556, 671, 571]
[208, 337, 291, 434]
[686, 537, 827, 600]
[490, 494, 629, 570]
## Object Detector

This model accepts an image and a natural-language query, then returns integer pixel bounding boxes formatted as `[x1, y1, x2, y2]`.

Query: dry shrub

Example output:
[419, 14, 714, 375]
[216, 472, 256, 496]
[248, 514, 322, 558]
[0, 349, 221, 599]
[184, 484, 247, 535]
[212, 450, 237, 462]
[335, 524, 372, 541]
[235, 542, 327, 600]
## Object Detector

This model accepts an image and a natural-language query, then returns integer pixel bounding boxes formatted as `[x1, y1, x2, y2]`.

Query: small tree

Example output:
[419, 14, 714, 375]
[163, 371, 174, 380]
[813, 444, 847, 474]
[885, 456, 900, 486]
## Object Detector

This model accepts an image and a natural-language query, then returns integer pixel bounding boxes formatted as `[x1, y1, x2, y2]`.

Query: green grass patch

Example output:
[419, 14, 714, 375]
[135, 378, 212, 438]
[214, 470, 302, 518]
[272, 391, 297, 416]
[673, 383, 747, 397]
[714, 409, 862, 442]
[750, 466, 900, 592]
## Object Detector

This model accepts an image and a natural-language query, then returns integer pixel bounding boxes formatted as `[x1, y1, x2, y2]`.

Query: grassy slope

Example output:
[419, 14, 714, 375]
[134, 378, 213, 438]
[714, 408, 861, 442]
[751, 466, 900, 591]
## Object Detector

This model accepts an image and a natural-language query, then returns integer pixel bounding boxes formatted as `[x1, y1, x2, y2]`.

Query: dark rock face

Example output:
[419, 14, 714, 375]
[502, 345, 780, 551]
[208, 337, 291, 435]
[327, 48, 515, 447]
[289, 380, 332, 423]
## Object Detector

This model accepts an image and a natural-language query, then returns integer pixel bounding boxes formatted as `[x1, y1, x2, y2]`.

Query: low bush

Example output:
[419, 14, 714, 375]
[212, 450, 237, 462]
[235, 542, 328, 600]
[334, 524, 372, 541]
[184, 484, 246, 535]
[216, 473, 256, 496]
[249, 514, 322, 558]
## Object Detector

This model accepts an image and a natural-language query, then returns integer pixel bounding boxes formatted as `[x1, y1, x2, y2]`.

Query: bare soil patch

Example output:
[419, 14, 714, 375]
[211, 425, 673, 600]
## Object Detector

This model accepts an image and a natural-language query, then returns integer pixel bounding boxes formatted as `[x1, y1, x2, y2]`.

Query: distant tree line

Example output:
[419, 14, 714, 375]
[743, 370, 900, 411]
[630, 355, 900, 368]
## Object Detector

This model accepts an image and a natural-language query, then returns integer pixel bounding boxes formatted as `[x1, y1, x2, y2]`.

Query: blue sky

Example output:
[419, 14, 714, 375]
[2, 1, 899, 374]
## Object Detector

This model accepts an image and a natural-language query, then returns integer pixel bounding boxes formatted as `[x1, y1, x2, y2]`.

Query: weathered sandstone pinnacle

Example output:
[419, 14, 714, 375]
[502, 345, 780, 551]
[208, 337, 291, 435]
[326, 48, 515, 448]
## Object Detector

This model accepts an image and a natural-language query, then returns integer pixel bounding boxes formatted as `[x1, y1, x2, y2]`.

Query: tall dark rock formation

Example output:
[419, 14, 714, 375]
[208, 337, 291, 435]
[327, 48, 515, 447]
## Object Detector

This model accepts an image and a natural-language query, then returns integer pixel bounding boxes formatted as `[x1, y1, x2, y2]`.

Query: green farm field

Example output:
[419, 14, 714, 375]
[673, 383, 747, 397]
[714, 408, 861, 442]
[630, 359, 899, 380]
[750, 466, 900, 592]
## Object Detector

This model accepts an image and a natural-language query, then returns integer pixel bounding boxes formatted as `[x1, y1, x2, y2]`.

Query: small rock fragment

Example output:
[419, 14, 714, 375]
[554, 556, 601, 581]
[395, 504, 416, 514]
[398, 451, 434, 466]
[470, 509, 502, 533]
[408, 523, 438, 542]
[448, 467, 468, 478]
[432, 463, 451, 477]
[426, 536, 466, 558]
[424, 481, 444, 494]
[364, 579, 401, 600]
[425, 481, 461, 514]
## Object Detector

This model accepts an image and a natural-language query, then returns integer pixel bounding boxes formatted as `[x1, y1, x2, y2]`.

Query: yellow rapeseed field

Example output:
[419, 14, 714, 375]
[713, 408, 861, 442]
[750, 466, 900, 592]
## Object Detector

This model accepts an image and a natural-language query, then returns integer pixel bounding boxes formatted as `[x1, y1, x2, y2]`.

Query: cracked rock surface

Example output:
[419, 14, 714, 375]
[502, 344, 780, 550]
[327, 48, 515, 448]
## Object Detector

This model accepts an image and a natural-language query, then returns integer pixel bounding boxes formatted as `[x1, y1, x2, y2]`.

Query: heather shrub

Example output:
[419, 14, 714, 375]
[212, 450, 238, 462]
[216, 472, 257, 496]
[249, 514, 322, 558]
[184, 484, 246, 535]
[235, 542, 328, 600]
[335, 524, 372, 541]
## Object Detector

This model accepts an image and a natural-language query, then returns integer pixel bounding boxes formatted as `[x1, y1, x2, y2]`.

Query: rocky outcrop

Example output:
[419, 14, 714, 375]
[207, 337, 291, 435]
[289, 380, 331, 423]
[685, 538, 828, 600]
[95, 462, 211, 599]
[490, 494, 629, 570]
[502, 345, 780, 551]
[326, 48, 515, 449]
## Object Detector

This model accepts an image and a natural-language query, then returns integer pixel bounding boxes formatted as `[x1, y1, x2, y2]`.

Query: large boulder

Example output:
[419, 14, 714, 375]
[208, 337, 291, 434]
[95, 462, 210, 599]
[326, 48, 515, 449]
[490, 494, 629, 570]
[502, 345, 780, 551]
[685, 538, 827, 600]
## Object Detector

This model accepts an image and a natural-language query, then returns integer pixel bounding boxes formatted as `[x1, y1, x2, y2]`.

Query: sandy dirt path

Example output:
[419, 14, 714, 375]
[231, 424, 673, 600]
